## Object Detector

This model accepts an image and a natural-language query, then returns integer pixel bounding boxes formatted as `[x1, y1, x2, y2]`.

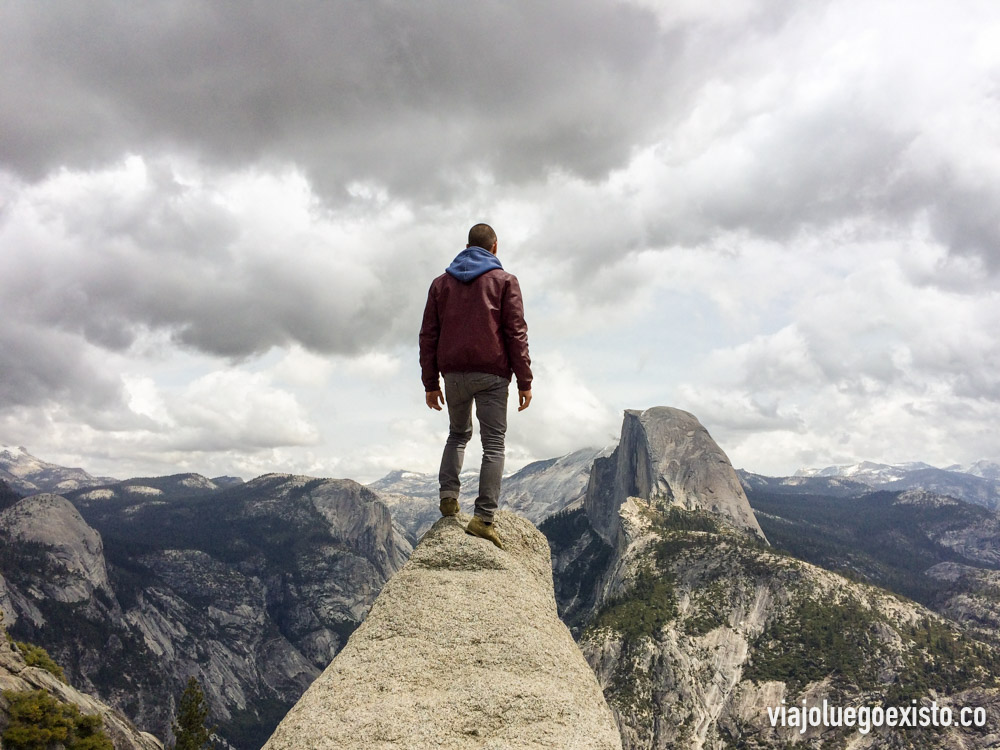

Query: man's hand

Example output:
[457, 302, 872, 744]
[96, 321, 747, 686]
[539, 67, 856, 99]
[518, 390, 532, 411]
[426, 390, 444, 410]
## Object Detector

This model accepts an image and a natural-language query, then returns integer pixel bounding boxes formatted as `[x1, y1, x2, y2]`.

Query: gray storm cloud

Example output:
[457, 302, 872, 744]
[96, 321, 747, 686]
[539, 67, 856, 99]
[0, 160, 415, 361]
[0, 0, 677, 197]
[3, 0, 998, 271]
[0, 325, 122, 411]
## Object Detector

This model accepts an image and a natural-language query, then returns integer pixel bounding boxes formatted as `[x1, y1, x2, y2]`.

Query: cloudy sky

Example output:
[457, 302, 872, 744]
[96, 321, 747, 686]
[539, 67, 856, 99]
[2, 0, 998, 483]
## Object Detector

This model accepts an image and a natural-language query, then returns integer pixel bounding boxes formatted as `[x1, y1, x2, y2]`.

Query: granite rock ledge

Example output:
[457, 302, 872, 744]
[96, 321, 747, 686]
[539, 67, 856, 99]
[262, 510, 623, 750]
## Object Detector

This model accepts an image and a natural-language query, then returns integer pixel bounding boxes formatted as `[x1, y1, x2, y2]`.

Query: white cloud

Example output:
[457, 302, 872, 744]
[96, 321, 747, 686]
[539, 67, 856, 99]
[169, 370, 319, 451]
[122, 375, 173, 426]
[509, 354, 621, 463]
[670, 233, 1000, 473]
[267, 346, 335, 388]
[341, 352, 403, 381]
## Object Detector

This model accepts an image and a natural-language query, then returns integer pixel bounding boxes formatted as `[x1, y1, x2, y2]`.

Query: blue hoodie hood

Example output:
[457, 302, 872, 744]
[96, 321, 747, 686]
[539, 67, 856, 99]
[445, 246, 503, 283]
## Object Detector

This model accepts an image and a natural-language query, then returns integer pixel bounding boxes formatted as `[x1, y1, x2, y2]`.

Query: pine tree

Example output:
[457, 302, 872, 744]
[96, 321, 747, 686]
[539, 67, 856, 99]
[172, 677, 215, 750]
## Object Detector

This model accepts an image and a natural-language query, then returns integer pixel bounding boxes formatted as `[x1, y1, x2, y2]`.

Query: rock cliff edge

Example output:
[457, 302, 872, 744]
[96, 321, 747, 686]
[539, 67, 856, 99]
[262, 510, 623, 750]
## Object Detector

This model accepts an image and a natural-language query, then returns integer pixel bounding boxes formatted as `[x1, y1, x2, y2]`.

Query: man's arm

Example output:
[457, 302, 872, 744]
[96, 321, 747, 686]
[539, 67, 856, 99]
[501, 276, 533, 398]
[418, 283, 442, 395]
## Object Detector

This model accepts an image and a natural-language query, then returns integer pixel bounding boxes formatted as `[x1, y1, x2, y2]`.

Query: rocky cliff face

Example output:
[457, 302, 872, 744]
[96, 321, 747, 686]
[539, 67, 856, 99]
[926, 562, 1000, 640]
[548, 407, 1000, 749]
[579, 498, 1000, 749]
[540, 507, 615, 635]
[0, 494, 111, 603]
[263, 511, 622, 750]
[584, 408, 764, 546]
[0, 474, 412, 749]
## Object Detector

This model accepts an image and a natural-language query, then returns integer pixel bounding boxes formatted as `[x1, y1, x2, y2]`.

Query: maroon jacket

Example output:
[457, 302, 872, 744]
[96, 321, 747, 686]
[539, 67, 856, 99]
[419, 267, 532, 393]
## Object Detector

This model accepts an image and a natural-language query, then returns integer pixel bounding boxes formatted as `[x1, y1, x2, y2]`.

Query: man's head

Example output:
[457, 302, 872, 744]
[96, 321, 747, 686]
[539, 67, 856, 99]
[467, 223, 498, 254]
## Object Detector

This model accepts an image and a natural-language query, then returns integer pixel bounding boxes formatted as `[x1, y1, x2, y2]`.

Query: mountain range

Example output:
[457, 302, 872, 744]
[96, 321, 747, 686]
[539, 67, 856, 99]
[787, 459, 1000, 510]
[1, 472, 411, 748]
[0, 445, 119, 496]
[2, 433, 1000, 748]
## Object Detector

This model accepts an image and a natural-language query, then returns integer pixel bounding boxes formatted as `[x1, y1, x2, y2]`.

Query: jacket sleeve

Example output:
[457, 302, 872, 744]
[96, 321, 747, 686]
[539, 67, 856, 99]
[501, 275, 533, 391]
[418, 283, 441, 392]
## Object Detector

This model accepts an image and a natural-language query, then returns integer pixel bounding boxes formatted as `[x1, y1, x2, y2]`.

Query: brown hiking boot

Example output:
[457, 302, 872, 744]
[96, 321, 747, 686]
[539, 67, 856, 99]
[465, 515, 504, 549]
[440, 498, 460, 517]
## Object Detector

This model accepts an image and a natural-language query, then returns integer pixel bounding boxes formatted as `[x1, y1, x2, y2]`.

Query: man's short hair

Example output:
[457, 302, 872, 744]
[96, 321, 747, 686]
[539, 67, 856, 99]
[468, 223, 497, 249]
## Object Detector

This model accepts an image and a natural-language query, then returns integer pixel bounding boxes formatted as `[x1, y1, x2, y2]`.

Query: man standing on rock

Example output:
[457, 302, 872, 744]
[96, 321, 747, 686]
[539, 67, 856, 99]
[419, 223, 533, 550]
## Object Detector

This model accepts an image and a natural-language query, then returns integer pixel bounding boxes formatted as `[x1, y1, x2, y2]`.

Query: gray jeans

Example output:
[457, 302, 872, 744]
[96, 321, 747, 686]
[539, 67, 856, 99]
[438, 372, 509, 522]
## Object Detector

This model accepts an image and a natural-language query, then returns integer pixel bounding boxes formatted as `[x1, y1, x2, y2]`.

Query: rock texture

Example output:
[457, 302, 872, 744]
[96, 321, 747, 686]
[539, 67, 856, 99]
[584, 408, 764, 546]
[1, 612, 162, 750]
[0, 494, 111, 602]
[746, 482, 1000, 627]
[577, 500, 1000, 749]
[262, 511, 622, 750]
[926, 562, 1000, 638]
